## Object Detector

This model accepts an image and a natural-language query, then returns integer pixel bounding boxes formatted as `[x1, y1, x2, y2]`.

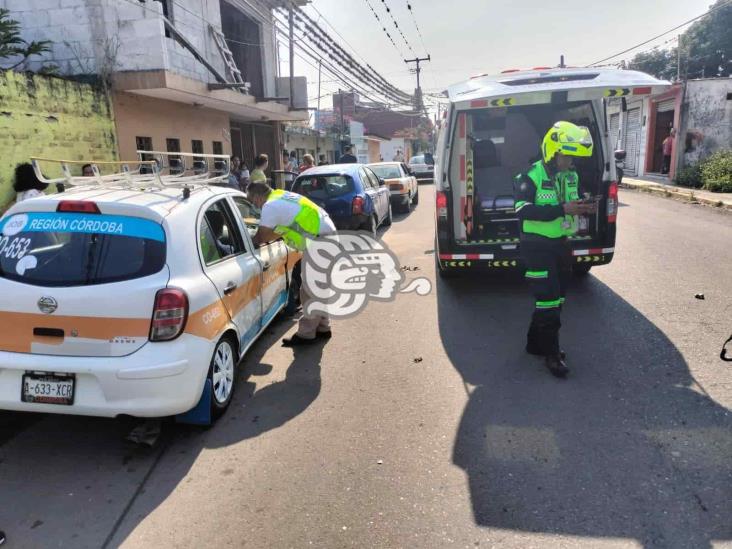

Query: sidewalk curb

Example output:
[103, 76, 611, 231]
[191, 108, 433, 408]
[620, 181, 732, 211]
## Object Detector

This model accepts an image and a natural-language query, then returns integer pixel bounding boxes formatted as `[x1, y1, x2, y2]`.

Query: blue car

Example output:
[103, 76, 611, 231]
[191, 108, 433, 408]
[291, 164, 392, 236]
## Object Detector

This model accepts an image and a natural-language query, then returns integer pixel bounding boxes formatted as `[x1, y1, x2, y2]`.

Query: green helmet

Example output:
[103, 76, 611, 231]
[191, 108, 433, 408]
[542, 121, 593, 163]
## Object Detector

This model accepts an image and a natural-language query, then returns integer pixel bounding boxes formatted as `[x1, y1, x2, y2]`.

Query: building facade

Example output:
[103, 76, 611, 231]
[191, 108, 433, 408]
[3, 0, 309, 176]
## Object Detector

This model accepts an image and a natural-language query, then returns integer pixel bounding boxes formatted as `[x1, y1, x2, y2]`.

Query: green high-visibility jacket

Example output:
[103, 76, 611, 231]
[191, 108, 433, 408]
[514, 160, 579, 239]
[266, 189, 322, 250]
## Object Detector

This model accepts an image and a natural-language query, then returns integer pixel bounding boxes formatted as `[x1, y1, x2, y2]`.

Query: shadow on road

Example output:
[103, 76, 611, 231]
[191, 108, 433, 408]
[437, 271, 731, 548]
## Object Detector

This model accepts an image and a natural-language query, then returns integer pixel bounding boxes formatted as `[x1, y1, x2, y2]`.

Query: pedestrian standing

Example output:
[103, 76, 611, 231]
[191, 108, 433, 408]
[246, 182, 336, 347]
[299, 154, 315, 173]
[392, 149, 404, 162]
[662, 128, 675, 175]
[337, 145, 357, 164]
[514, 121, 597, 377]
[13, 163, 47, 202]
[250, 154, 268, 184]
[318, 154, 328, 166]
[283, 151, 295, 187]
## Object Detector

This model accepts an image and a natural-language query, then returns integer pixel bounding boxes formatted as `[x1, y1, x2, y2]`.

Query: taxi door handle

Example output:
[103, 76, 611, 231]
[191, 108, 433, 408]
[262, 262, 271, 272]
[224, 282, 237, 295]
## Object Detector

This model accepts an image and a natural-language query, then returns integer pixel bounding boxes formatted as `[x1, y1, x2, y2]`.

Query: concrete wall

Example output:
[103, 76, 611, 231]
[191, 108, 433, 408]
[283, 131, 338, 164]
[112, 92, 231, 161]
[0, 70, 118, 212]
[1, 0, 226, 83]
[681, 79, 732, 166]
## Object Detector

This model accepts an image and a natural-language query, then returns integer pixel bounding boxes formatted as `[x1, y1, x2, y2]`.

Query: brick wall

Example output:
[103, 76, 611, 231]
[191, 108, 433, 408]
[0, 70, 118, 212]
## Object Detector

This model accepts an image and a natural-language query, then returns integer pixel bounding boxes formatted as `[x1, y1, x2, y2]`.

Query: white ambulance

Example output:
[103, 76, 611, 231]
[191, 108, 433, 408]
[434, 67, 670, 277]
[0, 154, 298, 424]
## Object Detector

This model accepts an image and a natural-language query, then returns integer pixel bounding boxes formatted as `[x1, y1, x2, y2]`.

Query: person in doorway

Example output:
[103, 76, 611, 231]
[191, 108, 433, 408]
[13, 163, 47, 202]
[282, 150, 295, 187]
[246, 182, 337, 347]
[81, 163, 94, 177]
[662, 128, 675, 175]
[318, 154, 328, 166]
[514, 121, 598, 378]
[250, 154, 268, 184]
[299, 154, 315, 173]
[392, 148, 404, 162]
[337, 145, 357, 164]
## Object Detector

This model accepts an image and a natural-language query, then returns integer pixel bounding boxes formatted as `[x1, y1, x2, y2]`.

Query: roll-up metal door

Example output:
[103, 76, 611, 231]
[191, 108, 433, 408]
[609, 113, 620, 150]
[657, 98, 675, 113]
[624, 108, 642, 175]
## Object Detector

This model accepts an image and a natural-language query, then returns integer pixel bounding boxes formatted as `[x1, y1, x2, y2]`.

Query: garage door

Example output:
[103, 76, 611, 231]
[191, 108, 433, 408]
[624, 108, 642, 176]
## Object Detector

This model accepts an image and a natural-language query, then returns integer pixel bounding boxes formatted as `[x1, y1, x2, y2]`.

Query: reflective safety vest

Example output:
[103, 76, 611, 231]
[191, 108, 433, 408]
[266, 189, 321, 250]
[520, 161, 579, 239]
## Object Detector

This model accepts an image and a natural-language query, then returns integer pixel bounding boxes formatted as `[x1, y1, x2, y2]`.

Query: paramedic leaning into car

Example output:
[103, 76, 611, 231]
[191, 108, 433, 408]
[246, 181, 337, 347]
[514, 121, 598, 378]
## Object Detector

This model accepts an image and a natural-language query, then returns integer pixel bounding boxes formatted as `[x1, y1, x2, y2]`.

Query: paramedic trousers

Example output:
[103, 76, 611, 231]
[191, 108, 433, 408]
[296, 276, 331, 339]
[521, 237, 572, 357]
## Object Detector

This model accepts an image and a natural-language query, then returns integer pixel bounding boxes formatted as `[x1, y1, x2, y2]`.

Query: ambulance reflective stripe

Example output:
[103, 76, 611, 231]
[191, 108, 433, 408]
[536, 298, 562, 309]
[604, 88, 631, 97]
[439, 253, 494, 260]
[490, 98, 514, 107]
[525, 270, 548, 279]
[572, 247, 615, 256]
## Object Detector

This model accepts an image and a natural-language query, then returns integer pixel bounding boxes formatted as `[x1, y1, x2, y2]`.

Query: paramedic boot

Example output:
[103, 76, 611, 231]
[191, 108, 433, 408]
[526, 343, 566, 360]
[544, 354, 569, 378]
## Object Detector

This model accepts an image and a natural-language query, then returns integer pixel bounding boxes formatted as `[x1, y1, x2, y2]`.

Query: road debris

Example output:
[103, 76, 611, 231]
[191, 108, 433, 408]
[377, 459, 383, 465]
[694, 293, 705, 300]
[413, 357, 423, 363]
[400, 265, 420, 272]
[0, 530, 5, 546]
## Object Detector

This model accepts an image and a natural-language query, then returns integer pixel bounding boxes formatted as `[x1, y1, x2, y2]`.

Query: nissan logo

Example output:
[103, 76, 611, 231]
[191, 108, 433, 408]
[37, 296, 58, 314]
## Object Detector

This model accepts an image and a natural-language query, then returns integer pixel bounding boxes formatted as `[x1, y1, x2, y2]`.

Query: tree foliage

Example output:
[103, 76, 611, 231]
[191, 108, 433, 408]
[0, 8, 51, 70]
[626, 0, 732, 80]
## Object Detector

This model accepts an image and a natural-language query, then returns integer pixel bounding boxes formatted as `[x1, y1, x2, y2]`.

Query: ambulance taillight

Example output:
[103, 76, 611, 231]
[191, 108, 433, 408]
[150, 288, 189, 342]
[436, 191, 448, 218]
[607, 182, 619, 223]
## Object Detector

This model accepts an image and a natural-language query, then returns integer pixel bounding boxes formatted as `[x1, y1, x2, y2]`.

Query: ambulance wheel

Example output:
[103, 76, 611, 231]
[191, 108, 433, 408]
[412, 188, 419, 205]
[435, 248, 458, 279]
[572, 264, 592, 277]
[209, 336, 237, 418]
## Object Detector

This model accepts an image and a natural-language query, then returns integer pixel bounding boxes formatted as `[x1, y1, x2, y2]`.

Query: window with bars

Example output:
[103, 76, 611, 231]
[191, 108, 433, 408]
[192, 139, 204, 173]
[136, 136, 153, 173]
[166, 138, 182, 174]
[212, 141, 223, 155]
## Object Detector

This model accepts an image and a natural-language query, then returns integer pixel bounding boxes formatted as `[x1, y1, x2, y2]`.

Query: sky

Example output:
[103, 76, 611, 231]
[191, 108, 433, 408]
[275, 0, 714, 114]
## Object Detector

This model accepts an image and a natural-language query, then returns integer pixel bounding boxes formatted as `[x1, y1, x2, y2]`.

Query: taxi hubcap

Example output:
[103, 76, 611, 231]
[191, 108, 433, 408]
[212, 341, 235, 404]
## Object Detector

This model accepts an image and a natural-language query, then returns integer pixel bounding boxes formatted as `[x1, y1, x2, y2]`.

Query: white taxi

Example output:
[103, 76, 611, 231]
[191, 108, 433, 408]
[0, 157, 298, 424]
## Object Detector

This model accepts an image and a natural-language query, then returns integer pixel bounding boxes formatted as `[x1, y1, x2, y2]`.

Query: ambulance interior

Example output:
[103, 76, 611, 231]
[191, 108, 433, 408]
[457, 101, 604, 242]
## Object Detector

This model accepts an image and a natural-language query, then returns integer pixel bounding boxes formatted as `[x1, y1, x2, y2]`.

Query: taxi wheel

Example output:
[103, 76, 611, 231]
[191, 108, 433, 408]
[362, 214, 377, 239]
[412, 188, 419, 205]
[383, 203, 393, 226]
[209, 336, 237, 418]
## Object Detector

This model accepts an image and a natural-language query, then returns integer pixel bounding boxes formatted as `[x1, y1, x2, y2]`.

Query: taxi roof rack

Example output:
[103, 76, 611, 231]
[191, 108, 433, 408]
[31, 151, 232, 197]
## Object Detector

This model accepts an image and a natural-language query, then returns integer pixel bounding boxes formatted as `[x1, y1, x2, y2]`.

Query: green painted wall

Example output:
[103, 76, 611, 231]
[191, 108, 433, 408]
[0, 70, 118, 213]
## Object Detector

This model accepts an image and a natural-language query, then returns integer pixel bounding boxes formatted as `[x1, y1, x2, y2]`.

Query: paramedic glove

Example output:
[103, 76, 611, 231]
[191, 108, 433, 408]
[563, 201, 596, 216]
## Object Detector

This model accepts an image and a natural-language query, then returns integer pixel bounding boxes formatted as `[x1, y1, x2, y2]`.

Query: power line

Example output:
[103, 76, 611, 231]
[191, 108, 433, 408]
[587, 0, 732, 66]
[362, 0, 405, 57]
[405, 2, 428, 56]
[378, 0, 416, 56]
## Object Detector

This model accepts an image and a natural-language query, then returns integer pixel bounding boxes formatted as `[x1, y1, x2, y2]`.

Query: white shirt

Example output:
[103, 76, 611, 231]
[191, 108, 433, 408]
[260, 193, 336, 236]
[16, 189, 44, 202]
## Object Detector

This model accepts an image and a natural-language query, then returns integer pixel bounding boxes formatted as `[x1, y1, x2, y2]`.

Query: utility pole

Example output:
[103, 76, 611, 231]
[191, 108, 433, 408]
[315, 59, 321, 158]
[338, 88, 345, 156]
[404, 54, 430, 111]
[288, 7, 294, 109]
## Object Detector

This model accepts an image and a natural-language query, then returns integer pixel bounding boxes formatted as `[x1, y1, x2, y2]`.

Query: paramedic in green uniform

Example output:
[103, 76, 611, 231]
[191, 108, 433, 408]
[514, 121, 597, 377]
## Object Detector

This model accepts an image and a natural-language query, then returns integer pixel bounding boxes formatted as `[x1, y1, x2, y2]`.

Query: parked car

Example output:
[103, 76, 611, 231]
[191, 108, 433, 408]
[0, 185, 297, 424]
[434, 67, 670, 278]
[291, 164, 392, 237]
[368, 161, 419, 213]
[408, 153, 435, 183]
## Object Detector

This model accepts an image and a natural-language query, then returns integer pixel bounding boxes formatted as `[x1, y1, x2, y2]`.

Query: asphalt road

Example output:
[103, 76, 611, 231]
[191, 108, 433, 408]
[1, 187, 731, 549]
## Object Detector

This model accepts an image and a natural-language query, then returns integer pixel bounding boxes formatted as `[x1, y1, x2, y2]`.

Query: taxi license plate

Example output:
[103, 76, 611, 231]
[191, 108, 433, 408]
[22, 373, 75, 405]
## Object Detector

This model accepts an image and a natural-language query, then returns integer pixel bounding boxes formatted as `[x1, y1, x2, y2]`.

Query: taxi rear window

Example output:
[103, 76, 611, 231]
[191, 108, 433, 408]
[0, 212, 166, 287]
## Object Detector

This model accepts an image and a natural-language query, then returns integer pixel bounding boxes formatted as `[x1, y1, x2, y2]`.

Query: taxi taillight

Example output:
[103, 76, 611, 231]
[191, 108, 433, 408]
[352, 196, 365, 215]
[57, 200, 100, 214]
[607, 182, 619, 223]
[150, 288, 188, 342]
